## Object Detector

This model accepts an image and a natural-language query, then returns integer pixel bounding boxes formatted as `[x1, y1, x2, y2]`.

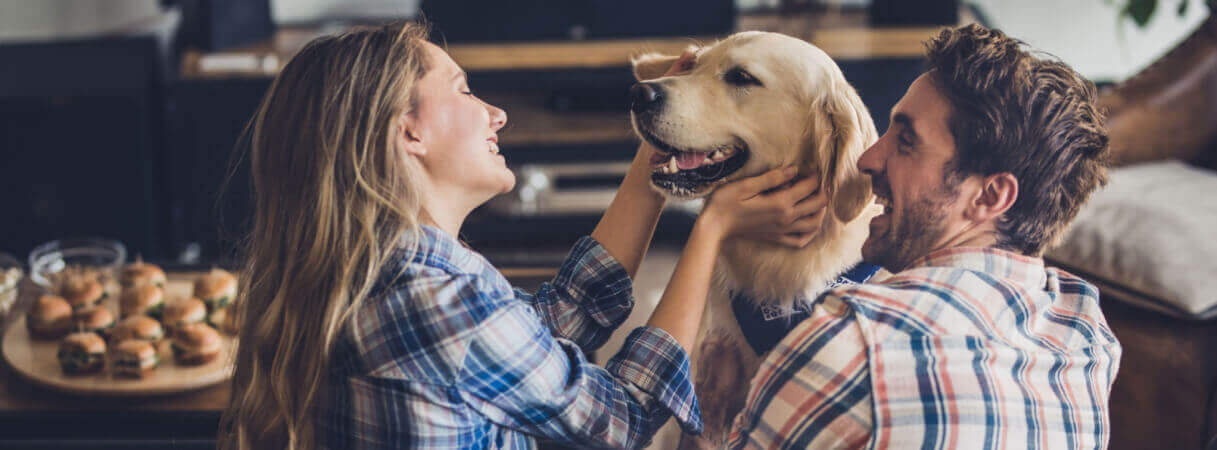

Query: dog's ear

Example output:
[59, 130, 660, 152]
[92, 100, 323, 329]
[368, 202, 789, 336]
[812, 81, 878, 223]
[631, 52, 680, 81]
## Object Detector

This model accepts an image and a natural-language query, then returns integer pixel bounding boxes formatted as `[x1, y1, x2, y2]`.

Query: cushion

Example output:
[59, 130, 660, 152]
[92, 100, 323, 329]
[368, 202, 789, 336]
[1048, 160, 1217, 320]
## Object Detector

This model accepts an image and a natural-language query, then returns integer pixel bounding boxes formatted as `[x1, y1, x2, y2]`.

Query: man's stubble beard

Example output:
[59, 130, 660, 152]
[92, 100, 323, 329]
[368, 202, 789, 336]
[862, 180, 959, 273]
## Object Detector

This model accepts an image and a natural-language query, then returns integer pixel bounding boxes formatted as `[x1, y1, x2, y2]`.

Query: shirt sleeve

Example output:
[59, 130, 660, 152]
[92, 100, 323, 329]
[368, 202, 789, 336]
[459, 274, 702, 449]
[512, 236, 635, 352]
[727, 293, 874, 450]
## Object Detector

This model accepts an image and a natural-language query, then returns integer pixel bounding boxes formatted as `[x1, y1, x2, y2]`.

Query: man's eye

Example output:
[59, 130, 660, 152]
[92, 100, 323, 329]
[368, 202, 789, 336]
[724, 67, 762, 87]
[898, 136, 913, 148]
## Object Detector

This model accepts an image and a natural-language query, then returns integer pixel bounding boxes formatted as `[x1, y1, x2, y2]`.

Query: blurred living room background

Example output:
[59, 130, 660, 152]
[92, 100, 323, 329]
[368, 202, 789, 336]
[1, 0, 1215, 448]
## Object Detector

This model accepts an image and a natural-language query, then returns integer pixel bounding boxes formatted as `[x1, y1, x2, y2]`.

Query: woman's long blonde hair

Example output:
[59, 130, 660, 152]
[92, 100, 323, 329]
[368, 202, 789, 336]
[220, 21, 431, 450]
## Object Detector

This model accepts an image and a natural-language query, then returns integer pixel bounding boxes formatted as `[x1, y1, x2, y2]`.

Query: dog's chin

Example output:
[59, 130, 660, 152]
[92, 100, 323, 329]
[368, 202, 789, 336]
[649, 164, 744, 199]
[636, 128, 750, 199]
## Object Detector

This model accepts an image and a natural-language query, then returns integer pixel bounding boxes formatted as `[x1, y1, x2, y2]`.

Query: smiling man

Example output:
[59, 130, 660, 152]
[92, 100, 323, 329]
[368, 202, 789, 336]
[727, 24, 1121, 449]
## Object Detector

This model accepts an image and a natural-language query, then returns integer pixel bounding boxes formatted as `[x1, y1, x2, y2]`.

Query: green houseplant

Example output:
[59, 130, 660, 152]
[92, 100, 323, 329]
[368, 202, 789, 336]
[1112, 0, 1214, 27]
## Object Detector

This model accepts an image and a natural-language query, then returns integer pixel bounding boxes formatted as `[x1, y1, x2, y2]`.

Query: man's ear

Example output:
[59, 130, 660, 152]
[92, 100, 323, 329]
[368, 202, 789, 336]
[811, 79, 879, 223]
[631, 52, 680, 81]
[397, 114, 426, 157]
[967, 173, 1019, 222]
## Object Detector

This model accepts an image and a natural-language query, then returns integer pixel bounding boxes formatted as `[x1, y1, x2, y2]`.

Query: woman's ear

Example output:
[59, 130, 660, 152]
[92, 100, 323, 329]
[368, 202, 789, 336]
[398, 114, 426, 157]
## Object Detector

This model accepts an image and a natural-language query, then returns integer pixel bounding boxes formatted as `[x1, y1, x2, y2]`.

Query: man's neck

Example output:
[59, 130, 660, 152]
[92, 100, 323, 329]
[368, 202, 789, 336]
[928, 222, 1001, 256]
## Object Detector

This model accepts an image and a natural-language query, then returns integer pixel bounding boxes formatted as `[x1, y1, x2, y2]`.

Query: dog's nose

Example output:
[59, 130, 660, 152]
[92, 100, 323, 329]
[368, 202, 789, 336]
[630, 83, 664, 113]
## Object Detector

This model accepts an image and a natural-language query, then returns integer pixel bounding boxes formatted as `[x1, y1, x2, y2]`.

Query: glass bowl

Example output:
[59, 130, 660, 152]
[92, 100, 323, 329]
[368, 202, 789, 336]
[27, 238, 126, 290]
[0, 252, 22, 318]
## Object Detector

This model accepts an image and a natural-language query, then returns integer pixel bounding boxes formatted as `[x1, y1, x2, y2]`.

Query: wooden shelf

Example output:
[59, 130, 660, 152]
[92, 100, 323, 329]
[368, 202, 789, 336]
[482, 92, 634, 148]
[180, 11, 951, 80]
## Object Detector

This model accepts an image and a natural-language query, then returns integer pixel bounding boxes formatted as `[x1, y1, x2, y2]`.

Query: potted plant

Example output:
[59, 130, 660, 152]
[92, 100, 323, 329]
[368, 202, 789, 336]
[1111, 0, 1214, 27]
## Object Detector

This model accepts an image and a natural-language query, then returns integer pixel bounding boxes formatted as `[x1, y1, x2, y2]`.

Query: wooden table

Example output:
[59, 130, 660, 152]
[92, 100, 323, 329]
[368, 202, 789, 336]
[0, 267, 557, 447]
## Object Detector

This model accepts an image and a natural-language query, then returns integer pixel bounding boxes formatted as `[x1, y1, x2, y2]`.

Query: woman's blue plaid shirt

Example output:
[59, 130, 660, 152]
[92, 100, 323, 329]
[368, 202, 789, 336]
[318, 226, 702, 449]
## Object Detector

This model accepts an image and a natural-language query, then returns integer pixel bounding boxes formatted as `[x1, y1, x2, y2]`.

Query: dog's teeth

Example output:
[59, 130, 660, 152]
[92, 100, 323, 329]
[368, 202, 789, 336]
[667, 156, 679, 173]
[710, 149, 725, 162]
[702, 155, 715, 165]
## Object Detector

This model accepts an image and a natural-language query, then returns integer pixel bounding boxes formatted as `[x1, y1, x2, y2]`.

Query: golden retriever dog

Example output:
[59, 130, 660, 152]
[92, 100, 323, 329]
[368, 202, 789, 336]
[629, 31, 880, 448]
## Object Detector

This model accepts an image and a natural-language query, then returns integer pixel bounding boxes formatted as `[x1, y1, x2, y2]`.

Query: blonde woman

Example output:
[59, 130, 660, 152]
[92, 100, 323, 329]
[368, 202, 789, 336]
[220, 22, 825, 449]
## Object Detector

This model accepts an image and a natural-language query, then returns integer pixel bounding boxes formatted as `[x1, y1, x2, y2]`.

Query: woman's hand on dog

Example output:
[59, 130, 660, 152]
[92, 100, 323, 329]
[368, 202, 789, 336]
[697, 166, 828, 248]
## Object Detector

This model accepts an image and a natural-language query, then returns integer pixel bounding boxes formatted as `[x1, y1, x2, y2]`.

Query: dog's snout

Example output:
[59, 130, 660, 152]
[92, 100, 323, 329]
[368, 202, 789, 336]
[630, 83, 664, 113]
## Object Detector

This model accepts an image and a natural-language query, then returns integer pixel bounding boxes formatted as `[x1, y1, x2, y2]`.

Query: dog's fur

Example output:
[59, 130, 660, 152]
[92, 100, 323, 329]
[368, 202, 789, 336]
[630, 31, 880, 448]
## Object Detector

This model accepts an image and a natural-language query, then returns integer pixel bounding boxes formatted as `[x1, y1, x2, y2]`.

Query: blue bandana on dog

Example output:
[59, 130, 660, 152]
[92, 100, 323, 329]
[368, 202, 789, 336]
[730, 262, 880, 355]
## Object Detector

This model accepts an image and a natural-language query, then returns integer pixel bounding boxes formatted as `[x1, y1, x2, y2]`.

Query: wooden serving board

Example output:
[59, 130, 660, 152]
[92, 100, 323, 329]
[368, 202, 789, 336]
[1, 274, 235, 396]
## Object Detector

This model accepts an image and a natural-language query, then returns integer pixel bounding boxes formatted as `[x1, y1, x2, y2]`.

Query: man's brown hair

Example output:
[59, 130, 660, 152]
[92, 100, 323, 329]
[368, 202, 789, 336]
[925, 24, 1109, 256]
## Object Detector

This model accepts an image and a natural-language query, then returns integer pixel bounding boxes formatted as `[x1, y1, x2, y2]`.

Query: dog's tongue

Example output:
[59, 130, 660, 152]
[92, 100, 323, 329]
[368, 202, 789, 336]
[676, 152, 708, 170]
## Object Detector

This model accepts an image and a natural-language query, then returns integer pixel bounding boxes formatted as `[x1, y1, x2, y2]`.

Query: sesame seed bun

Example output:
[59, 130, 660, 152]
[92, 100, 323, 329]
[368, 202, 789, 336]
[207, 307, 238, 335]
[171, 323, 221, 365]
[58, 332, 106, 374]
[26, 295, 74, 339]
[61, 278, 105, 310]
[72, 306, 116, 336]
[163, 298, 207, 330]
[62, 331, 107, 353]
[112, 339, 159, 378]
[120, 262, 166, 288]
[120, 284, 165, 319]
[109, 315, 165, 342]
[193, 270, 237, 309]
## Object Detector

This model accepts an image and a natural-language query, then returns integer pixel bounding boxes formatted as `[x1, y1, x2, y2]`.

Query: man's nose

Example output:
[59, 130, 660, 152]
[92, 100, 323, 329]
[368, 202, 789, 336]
[857, 139, 883, 176]
[629, 82, 665, 113]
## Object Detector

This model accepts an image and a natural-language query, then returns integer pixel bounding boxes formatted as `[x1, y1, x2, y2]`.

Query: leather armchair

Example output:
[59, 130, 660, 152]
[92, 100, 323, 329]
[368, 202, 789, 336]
[1072, 13, 1217, 450]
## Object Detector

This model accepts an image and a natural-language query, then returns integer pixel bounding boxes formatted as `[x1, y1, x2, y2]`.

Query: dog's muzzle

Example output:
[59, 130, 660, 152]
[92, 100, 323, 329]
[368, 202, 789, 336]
[630, 82, 665, 114]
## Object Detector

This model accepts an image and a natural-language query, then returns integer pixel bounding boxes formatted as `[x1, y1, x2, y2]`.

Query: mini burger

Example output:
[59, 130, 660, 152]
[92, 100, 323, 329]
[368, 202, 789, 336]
[61, 277, 106, 311]
[111, 339, 159, 378]
[194, 269, 236, 312]
[162, 298, 207, 331]
[109, 315, 165, 343]
[120, 284, 165, 320]
[207, 306, 237, 335]
[120, 260, 166, 288]
[171, 323, 222, 365]
[72, 306, 116, 338]
[57, 331, 106, 374]
[26, 295, 74, 339]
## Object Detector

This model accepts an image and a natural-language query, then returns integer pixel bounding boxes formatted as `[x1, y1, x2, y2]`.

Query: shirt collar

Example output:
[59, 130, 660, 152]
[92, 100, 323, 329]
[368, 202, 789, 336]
[401, 224, 491, 276]
[906, 246, 1047, 289]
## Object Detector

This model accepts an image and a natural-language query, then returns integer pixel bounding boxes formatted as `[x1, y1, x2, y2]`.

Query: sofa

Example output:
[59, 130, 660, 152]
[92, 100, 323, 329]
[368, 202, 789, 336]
[1044, 14, 1217, 450]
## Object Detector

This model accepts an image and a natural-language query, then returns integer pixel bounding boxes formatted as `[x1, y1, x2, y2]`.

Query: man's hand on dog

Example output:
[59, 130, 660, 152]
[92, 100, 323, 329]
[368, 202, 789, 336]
[698, 166, 828, 248]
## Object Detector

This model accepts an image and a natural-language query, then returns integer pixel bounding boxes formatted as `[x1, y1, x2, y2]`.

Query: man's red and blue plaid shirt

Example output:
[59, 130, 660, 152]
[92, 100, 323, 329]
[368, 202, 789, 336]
[728, 247, 1121, 449]
[319, 226, 702, 449]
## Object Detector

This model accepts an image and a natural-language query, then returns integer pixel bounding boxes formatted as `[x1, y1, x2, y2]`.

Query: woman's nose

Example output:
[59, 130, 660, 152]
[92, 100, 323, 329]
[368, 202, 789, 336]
[488, 104, 507, 131]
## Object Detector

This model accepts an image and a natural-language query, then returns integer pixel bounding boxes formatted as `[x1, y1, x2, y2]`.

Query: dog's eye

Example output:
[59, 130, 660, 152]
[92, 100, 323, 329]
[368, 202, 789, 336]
[724, 67, 762, 87]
